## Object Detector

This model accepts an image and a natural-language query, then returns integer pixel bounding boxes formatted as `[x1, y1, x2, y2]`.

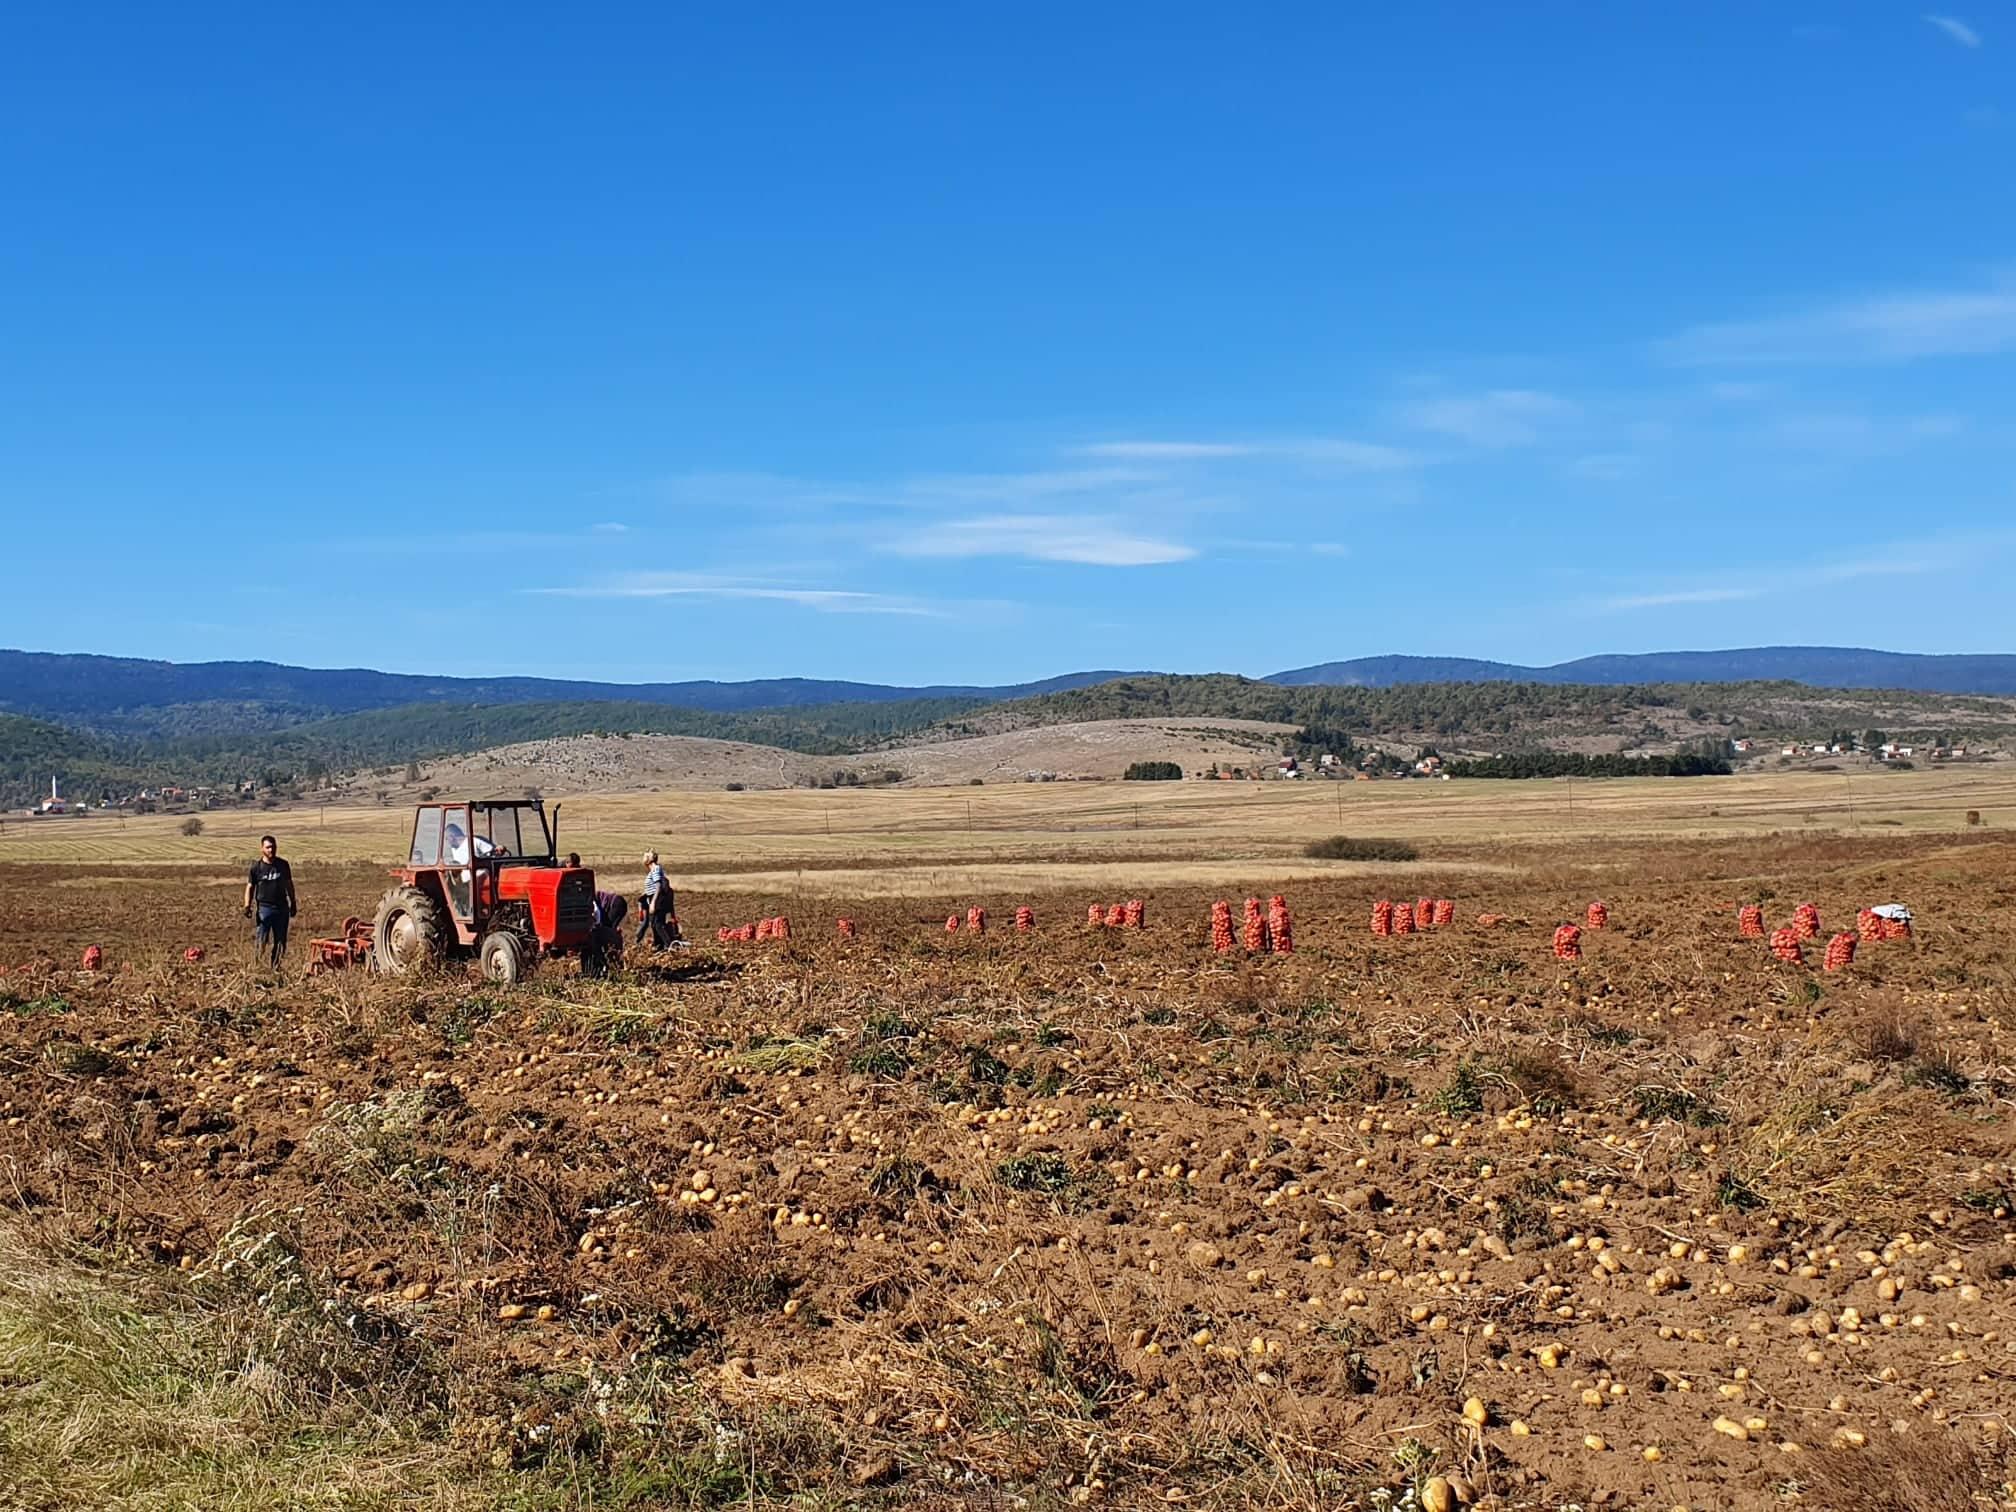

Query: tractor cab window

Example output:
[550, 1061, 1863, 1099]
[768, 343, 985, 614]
[442, 807, 474, 866]
[411, 806, 445, 866]
[476, 803, 551, 860]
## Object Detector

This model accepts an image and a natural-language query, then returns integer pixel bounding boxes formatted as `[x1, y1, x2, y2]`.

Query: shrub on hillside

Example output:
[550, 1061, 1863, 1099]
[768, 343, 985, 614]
[1303, 835, 1418, 861]
[179, 817, 204, 837]
[1122, 761, 1183, 781]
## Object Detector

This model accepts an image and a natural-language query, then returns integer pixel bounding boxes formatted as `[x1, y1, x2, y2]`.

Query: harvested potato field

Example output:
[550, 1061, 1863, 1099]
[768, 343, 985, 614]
[2, 812, 2014, 1509]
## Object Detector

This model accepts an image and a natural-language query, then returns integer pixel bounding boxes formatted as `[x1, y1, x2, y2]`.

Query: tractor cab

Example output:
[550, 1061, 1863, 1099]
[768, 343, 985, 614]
[373, 798, 596, 982]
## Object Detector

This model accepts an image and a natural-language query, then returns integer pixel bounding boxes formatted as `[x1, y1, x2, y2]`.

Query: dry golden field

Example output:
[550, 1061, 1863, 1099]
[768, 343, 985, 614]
[1, 766, 2012, 1511]
[4, 765, 2011, 893]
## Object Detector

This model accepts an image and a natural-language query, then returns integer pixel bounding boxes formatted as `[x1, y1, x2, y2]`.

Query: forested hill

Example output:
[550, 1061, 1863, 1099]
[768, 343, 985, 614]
[935, 674, 2016, 744]
[6, 674, 2015, 809]
[0, 697, 984, 807]
[0, 649, 1138, 739]
[7, 644, 2016, 744]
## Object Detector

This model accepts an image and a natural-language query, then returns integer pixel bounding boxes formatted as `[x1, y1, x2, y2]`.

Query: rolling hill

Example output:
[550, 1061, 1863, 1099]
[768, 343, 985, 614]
[6, 645, 2016, 747]
[7, 674, 2013, 808]
[0, 649, 1142, 738]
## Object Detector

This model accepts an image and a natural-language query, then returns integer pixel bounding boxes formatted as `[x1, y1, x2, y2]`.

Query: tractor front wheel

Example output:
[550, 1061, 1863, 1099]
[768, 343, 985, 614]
[480, 930, 532, 985]
[372, 886, 445, 975]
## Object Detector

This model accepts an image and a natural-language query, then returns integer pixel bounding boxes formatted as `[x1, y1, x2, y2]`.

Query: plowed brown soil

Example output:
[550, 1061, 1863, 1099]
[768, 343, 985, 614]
[2, 832, 2013, 1510]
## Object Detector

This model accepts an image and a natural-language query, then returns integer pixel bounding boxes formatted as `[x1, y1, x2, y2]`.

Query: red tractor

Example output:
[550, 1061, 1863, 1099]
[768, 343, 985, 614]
[371, 798, 595, 983]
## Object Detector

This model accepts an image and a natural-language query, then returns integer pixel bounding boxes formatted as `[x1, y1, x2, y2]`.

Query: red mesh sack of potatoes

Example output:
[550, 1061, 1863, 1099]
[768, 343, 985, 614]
[1856, 908, 1881, 942]
[1105, 903, 1127, 929]
[773, 916, 790, 940]
[1433, 899, 1455, 927]
[1738, 905, 1765, 939]
[836, 917, 856, 939]
[1416, 897, 1436, 929]
[740, 924, 757, 942]
[1242, 898, 1270, 952]
[968, 906, 987, 934]
[945, 914, 961, 933]
[1586, 901, 1609, 930]
[82, 945, 102, 970]
[183, 946, 205, 962]
[1824, 932, 1856, 971]
[1881, 917, 1912, 941]
[1769, 928, 1804, 964]
[1371, 900, 1394, 937]
[1014, 906, 1034, 933]
[1793, 903, 1820, 939]
[1267, 895, 1293, 954]
[1087, 903, 1103, 927]
[716, 927, 732, 943]
[1124, 899, 1145, 930]
[1211, 900, 1235, 952]
[1552, 924, 1582, 960]
[1393, 902, 1415, 935]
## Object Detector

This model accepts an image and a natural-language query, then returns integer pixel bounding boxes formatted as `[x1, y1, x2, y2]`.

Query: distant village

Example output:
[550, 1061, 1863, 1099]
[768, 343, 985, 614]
[16, 775, 262, 818]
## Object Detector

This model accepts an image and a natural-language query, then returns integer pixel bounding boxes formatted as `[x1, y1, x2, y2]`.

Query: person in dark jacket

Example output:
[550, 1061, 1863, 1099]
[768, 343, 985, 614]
[242, 834, 298, 966]
[582, 888, 627, 978]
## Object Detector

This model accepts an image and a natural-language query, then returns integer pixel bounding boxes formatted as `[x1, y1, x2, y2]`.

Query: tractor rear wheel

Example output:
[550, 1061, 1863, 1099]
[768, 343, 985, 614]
[373, 886, 446, 975]
[480, 930, 531, 985]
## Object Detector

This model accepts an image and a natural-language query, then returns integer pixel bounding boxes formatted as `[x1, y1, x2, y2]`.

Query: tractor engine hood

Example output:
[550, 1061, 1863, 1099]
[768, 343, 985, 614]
[497, 864, 596, 946]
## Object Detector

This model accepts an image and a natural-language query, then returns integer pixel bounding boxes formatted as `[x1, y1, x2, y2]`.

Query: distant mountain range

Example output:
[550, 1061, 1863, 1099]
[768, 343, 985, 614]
[2, 645, 2013, 745]
[0, 650, 1144, 738]
[1268, 648, 2016, 694]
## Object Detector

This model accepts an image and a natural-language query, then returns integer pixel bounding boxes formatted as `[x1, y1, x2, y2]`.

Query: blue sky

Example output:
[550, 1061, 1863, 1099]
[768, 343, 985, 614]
[2, 5, 2012, 685]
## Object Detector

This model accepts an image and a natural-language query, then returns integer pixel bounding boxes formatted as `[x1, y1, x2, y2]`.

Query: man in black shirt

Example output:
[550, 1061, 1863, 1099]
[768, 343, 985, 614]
[242, 834, 298, 967]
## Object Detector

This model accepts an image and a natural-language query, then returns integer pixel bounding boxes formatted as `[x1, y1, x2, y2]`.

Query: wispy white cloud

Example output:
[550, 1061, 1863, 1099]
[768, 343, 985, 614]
[1602, 586, 1761, 610]
[1205, 537, 1352, 558]
[1766, 411, 1968, 456]
[1925, 14, 1981, 48]
[904, 467, 1160, 503]
[1706, 380, 1771, 402]
[1074, 438, 1418, 469]
[530, 572, 941, 615]
[1657, 278, 2016, 365]
[1393, 389, 1576, 447]
[1568, 453, 1638, 482]
[591, 521, 629, 534]
[1595, 551, 1942, 612]
[1075, 441, 1251, 460]
[883, 514, 1196, 567]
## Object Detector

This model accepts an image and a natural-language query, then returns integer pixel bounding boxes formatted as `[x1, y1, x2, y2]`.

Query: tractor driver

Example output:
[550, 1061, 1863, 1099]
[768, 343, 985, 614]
[442, 820, 493, 917]
[444, 822, 497, 866]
